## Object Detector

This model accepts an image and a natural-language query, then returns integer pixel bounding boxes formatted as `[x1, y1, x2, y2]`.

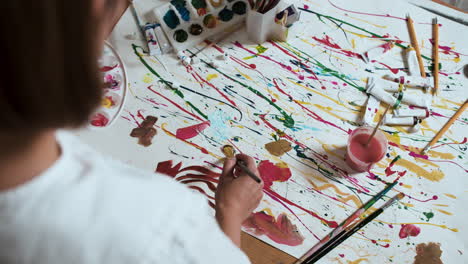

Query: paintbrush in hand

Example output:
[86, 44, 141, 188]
[221, 145, 262, 183]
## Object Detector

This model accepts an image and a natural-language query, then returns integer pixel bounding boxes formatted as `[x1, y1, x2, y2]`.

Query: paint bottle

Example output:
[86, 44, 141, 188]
[345, 126, 388, 172]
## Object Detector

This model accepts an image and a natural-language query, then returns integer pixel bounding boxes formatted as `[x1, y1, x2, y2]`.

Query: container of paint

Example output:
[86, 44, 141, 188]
[345, 126, 388, 172]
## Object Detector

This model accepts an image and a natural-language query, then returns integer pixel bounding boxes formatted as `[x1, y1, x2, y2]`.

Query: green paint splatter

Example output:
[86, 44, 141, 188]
[428, 62, 442, 71]
[299, 8, 432, 62]
[195, 56, 295, 128]
[244, 45, 269, 59]
[423, 211, 434, 221]
[280, 42, 366, 92]
[131, 44, 208, 120]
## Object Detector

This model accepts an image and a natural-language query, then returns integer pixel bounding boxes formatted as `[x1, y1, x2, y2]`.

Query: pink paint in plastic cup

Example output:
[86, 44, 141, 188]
[345, 126, 388, 172]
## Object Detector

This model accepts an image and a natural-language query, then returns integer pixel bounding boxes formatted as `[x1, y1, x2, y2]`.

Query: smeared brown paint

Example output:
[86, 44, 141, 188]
[130, 115, 158, 147]
[414, 242, 443, 264]
[265, 139, 292, 156]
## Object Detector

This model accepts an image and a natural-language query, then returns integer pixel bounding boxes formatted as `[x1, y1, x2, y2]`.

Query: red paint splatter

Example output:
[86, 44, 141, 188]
[374, 61, 399, 74]
[313, 35, 341, 49]
[161, 125, 210, 154]
[339, 254, 345, 258]
[399, 224, 421, 239]
[312, 36, 363, 59]
[243, 211, 305, 246]
[258, 160, 292, 189]
[328, 0, 406, 21]
[175, 121, 210, 140]
[90, 113, 109, 127]
[147, 86, 205, 122]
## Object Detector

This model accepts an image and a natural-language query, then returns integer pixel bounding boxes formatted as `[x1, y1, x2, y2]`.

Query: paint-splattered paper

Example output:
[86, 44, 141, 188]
[77, 0, 468, 262]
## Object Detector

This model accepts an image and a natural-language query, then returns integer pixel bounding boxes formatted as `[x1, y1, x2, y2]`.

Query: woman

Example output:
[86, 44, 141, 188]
[0, 1, 263, 263]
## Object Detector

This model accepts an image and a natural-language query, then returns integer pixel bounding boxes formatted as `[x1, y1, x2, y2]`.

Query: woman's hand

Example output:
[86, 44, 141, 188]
[215, 154, 263, 247]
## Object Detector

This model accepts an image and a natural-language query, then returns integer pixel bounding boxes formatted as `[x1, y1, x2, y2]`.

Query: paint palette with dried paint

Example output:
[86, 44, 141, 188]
[154, 0, 249, 52]
[90, 41, 128, 129]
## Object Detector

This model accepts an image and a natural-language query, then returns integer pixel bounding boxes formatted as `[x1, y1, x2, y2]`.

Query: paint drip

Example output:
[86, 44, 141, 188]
[258, 160, 292, 189]
[243, 211, 305, 246]
[175, 121, 210, 140]
[265, 139, 292, 157]
[414, 242, 443, 264]
[130, 116, 158, 147]
[399, 224, 421, 239]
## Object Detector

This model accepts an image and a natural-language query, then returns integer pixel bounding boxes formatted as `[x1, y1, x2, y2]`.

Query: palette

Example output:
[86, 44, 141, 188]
[154, 0, 249, 52]
[90, 41, 128, 129]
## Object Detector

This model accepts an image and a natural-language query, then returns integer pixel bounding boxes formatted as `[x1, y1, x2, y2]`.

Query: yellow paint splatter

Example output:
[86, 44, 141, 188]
[434, 204, 449, 207]
[235, 68, 253, 81]
[347, 258, 369, 264]
[436, 209, 453, 215]
[397, 159, 445, 182]
[401, 202, 414, 208]
[307, 180, 362, 207]
[376, 220, 458, 232]
[444, 193, 457, 199]
[143, 73, 154, 84]
[206, 73, 218, 81]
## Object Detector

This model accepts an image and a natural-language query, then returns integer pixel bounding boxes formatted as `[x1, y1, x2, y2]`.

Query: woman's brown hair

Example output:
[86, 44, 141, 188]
[0, 1, 119, 134]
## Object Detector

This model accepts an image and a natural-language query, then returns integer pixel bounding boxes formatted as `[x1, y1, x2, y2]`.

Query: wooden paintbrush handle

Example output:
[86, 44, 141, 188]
[407, 16, 426, 78]
[423, 100, 468, 153]
[433, 19, 439, 95]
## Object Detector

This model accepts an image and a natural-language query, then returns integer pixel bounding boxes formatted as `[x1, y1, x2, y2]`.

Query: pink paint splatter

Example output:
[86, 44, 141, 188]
[175, 121, 210, 140]
[399, 224, 421, 239]
[243, 211, 304, 246]
[258, 160, 292, 189]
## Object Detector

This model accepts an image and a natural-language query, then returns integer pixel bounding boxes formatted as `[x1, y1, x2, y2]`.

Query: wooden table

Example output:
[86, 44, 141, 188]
[107, 1, 465, 263]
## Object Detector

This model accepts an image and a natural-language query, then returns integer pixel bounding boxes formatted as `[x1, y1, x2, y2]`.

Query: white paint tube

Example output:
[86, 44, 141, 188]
[394, 107, 430, 119]
[362, 42, 395, 63]
[154, 24, 172, 54]
[397, 92, 430, 108]
[144, 23, 162, 55]
[406, 46, 420, 76]
[366, 80, 398, 107]
[177, 50, 192, 65]
[404, 75, 433, 92]
[371, 77, 403, 93]
[383, 75, 432, 92]
[362, 95, 380, 126]
[408, 121, 421, 134]
[384, 115, 418, 126]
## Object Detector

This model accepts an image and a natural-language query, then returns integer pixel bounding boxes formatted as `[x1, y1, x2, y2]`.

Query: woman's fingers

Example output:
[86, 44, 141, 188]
[221, 157, 237, 180]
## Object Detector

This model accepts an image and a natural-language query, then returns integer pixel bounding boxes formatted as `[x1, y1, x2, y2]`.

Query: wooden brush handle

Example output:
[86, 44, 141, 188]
[407, 16, 426, 78]
[433, 21, 439, 94]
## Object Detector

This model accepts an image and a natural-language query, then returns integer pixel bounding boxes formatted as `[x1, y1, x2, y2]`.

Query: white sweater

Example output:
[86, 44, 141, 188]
[0, 132, 250, 264]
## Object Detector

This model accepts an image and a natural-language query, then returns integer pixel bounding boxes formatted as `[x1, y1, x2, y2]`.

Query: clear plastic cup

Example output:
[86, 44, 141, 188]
[345, 126, 388, 172]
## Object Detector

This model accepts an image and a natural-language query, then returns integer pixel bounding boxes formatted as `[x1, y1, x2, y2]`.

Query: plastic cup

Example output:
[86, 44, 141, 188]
[345, 126, 388, 172]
